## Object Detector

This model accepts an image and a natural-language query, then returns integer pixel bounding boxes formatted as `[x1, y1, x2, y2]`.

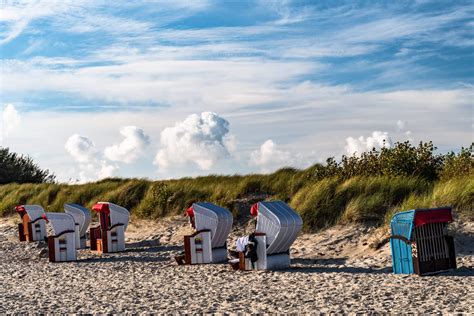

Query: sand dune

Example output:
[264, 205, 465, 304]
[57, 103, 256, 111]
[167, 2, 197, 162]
[0, 217, 472, 313]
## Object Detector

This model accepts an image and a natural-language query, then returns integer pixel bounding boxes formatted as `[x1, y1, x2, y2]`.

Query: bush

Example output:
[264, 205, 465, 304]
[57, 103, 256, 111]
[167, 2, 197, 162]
[440, 145, 473, 180]
[341, 141, 444, 180]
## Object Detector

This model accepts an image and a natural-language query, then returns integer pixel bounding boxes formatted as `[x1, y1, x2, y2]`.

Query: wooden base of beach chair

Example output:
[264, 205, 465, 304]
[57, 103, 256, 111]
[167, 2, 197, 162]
[18, 218, 46, 242]
[47, 231, 76, 262]
[90, 224, 125, 254]
[182, 229, 212, 265]
[231, 233, 291, 271]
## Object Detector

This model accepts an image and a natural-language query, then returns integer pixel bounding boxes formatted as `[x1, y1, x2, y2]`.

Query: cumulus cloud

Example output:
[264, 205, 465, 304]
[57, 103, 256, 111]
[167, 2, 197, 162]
[65, 134, 96, 163]
[345, 131, 393, 156]
[65, 134, 117, 183]
[249, 139, 292, 173]
[104, 126, 150, 163]
[155, 112, 231, 170]
[0, 104, 21, 142]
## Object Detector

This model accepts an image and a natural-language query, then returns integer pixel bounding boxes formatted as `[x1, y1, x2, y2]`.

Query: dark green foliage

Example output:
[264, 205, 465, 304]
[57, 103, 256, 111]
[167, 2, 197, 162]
[0, 147, 55, 184]
[341, 141, 444, 180]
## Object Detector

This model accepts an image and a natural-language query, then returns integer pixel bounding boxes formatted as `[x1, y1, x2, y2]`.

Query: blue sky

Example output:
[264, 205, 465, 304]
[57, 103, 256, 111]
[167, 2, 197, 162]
[0, 0, 472, 182]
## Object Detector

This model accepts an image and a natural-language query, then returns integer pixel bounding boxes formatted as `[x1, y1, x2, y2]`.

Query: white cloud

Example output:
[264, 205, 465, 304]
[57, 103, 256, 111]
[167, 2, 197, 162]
[249, 139, 292, 173]
[155, 112, 231, 170]
[104, 126, 150, 163]
[65, 134, 96, 163]
[98, 162, 118, 179]
[65, 134, 117, 183]
[1, 104, 21, 142]
[1, 58, 318, 108]
[345, 131, 393, 156]
[396, 120, 406, 131]
[70, 160, 118, 184]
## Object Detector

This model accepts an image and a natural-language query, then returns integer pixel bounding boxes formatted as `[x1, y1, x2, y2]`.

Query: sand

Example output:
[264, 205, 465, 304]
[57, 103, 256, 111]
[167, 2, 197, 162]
[0, 216, 472, 314]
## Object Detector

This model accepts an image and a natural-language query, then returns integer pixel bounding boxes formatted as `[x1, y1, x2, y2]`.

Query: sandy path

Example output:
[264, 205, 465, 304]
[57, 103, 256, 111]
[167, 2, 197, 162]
[1, 217, 473, 313]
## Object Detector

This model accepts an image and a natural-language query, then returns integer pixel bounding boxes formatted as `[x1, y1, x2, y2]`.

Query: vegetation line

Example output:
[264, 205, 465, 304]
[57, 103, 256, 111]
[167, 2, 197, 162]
[1, 141, 472, 231]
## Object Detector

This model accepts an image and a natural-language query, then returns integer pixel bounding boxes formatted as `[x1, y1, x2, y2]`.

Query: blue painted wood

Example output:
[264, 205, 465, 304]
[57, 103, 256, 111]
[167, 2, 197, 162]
[390, 210, 415, 274]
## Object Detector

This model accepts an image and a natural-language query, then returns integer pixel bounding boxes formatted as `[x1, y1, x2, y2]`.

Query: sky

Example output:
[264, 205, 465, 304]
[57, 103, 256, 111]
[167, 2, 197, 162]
[0, 0, 473, 183]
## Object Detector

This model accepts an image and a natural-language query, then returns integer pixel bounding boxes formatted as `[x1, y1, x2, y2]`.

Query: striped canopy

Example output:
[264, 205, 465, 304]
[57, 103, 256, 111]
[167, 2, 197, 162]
[64, 203, 91, 236]
[255, 201, 303, 254]
[192, 202, 233, 249]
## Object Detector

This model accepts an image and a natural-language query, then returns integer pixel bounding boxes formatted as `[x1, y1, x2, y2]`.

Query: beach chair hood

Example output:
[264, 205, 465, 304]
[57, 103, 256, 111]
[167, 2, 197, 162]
[190, 202, 233, 248]
[390, 207, 453, 241]
[44, 212, 76, 236]
[92, 202, 130, 231]
[16, 205, 45, 221]
[253, 201, 303, 254]
[64, 203, 91, 237]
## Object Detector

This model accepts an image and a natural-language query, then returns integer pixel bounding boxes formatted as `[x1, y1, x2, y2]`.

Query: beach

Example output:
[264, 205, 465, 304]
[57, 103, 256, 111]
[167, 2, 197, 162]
[1, 217, 472, 314]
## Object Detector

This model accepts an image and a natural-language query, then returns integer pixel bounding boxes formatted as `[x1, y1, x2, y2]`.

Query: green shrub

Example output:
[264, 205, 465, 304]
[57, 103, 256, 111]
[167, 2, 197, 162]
[440, 145, 473, 180]
[0, 147, 55, 184]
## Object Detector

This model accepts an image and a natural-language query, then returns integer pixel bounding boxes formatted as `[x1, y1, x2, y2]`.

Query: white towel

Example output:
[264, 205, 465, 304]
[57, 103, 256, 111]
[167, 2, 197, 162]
[236, 236, 249, 252]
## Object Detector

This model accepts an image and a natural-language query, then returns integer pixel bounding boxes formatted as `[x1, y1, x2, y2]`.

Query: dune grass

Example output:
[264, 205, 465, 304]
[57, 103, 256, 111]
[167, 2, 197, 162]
[1, 171, 472, 231]
[1, 142, 472, 230]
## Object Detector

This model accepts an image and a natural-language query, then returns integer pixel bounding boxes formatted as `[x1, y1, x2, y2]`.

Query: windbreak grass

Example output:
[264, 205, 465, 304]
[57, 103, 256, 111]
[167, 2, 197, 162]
[1, 172, 472, 231]
[391, 176, 474, 222]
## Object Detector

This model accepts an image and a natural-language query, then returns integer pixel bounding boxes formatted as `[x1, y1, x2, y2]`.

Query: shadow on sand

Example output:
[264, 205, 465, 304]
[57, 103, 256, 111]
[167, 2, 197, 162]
[289, 257, 391, 274]
[76, 244, 180, 264]
[290, 258, 474, 276]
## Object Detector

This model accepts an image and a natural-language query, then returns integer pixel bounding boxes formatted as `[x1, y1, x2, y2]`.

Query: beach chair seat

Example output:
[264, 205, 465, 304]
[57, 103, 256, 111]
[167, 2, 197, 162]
[90, 202, 129, 254]
[233, 201, 302, 271]
[44, 212, 77, 262]
[184, 229, 212, 264]
[15, 205, 47, 242]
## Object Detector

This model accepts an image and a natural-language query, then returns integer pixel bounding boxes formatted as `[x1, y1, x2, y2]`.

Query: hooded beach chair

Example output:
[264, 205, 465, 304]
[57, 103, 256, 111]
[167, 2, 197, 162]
[234, 201, 303, 270]
[182, 202, 233, 264]
[390, 207, 456, 275]
[64, 203, 91, 249]
[89, 202, 129, 253]
[44, 212, 77, 262]
[15, 205, 47, 242]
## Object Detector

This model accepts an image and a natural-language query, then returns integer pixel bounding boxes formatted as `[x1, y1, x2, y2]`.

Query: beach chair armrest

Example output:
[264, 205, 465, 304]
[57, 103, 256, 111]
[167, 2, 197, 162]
[185, 229, 211, 238]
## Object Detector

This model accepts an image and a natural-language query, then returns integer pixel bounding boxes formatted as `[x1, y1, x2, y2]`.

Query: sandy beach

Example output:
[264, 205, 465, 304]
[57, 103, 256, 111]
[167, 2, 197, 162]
[1, 216, 472, 314]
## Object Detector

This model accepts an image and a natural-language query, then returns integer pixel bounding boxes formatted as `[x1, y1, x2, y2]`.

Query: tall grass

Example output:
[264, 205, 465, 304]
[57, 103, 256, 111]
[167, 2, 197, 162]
[1, 152, 472, 231]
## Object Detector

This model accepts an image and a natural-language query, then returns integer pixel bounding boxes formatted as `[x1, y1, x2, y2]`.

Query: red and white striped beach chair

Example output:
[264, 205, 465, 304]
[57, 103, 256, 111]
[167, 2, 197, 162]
[233, 201, 303, 270]
[89, 202, 129, 254]
[181, 202, 233, 265]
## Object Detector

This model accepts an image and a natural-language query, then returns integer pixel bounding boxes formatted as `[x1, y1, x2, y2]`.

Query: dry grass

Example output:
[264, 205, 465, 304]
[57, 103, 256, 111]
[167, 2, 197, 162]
[1, 171, 472, 231]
